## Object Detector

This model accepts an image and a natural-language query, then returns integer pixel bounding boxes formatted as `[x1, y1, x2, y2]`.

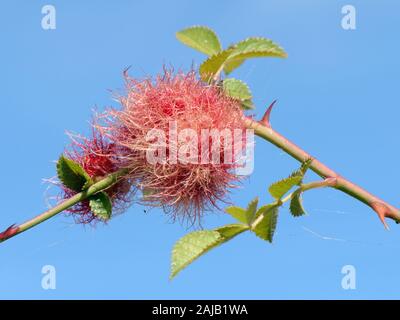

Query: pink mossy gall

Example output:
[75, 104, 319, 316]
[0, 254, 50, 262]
[99, 69, 249, 225]
[61, 129, 134, 224]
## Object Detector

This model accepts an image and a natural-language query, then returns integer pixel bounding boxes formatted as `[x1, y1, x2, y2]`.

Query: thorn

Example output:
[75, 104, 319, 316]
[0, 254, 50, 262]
[371, 202, 390, 230]
[381, 217, 390, 231]
[0, 224, 19, 242]
[260, 100, 277, 128]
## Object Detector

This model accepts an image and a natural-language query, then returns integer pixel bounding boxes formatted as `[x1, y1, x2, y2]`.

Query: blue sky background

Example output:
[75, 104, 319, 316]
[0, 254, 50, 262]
[1, 0, 399, 299]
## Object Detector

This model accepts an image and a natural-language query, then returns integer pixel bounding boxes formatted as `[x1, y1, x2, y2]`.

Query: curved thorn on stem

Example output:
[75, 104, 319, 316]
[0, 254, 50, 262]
[370, 202, 390, 230]
[0, 224, 20, 242]
[260, 99, 277, 127]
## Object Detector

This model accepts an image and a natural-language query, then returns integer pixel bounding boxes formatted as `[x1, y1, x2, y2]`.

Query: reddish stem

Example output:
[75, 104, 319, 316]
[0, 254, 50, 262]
[245, 109, 400, 228]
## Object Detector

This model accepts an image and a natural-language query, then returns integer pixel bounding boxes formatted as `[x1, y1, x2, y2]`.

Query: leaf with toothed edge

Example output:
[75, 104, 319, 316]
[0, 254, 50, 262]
[216, 223, 250, 240]
[269, 176, 303, 200]
[89, 192, 112, 221]
[290, 158, 313, 181]
[200, 37, 286, 82]
[246, 197, 259, 224]
[223, 78, 252, 101]
[170, 224, 249, 279]
[241, 99, 255, 110]
[252, 206, 279, 242]
[223, 37, 287, 74]
[199, 49, 234, 82]
[230, 37, 287, 58]
[222, 78, 255, 110]
[170, 230, 222, 279]
[57, 155, 92, 192]
[254, 203, 279, 220]
[268, 159, 313, 200]
[225, 206, 248, 224]
[176, 26, 222, 56]
[290, 190, 307, 217]
[224, 58, 245, 75]
[225, 197, 259, 225]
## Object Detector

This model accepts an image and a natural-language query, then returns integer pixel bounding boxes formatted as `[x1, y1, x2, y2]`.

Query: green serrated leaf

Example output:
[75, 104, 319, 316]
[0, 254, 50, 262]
[199, 49, 233, 82]
[290, 158, 313, 180]
[252, 206, 279, 242]
[89, 192, 112, 221]
[290, 190, 307, 217]
[254, 203, 279, 219]
[246, 197, 259, 224]
[223, 78, 252, 101]
[225, 198, 258, 225]
[241, 99, 255, 110]
[170, 230, 222, 279]
[269, 175, 303, 200]
[229, 37, 287, 59]
[216, 223, 250, 239]
[170, 224, 249, 279]
[57, 155, 92, 192]
[176, 26, 222, 56]
[225, 206, 248, 224]
[223, 58, 245, 75]
[223, 37, 287, 74]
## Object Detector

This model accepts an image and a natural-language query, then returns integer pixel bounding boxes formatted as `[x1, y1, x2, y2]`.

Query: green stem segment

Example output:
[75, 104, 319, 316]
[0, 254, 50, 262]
[280, 178, 337, 204]
[244, 117, 400, 227]
[0, 169, 128, 243]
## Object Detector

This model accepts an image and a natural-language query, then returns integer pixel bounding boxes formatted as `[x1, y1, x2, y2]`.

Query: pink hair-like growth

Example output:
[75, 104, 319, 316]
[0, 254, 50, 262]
[100, 69, 247, 224]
